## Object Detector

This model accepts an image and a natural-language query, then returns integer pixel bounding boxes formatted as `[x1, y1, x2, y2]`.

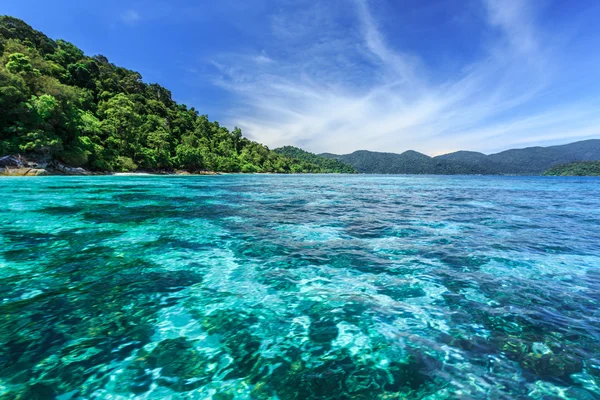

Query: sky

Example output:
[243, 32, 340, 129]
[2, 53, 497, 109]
[3, 0, 600, 155]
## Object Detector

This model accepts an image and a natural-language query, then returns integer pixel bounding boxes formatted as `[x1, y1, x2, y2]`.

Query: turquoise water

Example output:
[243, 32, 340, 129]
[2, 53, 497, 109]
[1, 175, 599, 399]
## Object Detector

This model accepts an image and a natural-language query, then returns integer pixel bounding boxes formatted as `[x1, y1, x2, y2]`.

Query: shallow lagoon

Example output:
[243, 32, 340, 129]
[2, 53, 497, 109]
[1, 175, 599, 399]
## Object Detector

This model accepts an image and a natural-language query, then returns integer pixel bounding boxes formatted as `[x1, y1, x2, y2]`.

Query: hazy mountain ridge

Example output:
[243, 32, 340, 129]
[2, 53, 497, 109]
[321, 139, 600, 175]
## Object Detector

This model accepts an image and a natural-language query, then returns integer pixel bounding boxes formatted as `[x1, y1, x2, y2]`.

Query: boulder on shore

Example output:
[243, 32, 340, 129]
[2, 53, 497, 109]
[49, 160, 89, 175]
[0, 167, 50, 176]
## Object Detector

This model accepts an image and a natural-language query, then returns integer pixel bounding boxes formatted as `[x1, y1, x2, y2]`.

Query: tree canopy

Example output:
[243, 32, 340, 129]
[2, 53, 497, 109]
[274, 146, 357, 173]
[543, 161, 600, 176]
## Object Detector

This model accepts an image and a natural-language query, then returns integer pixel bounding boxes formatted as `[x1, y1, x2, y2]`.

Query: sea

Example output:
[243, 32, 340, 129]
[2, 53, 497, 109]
[1, 175, 599, 399]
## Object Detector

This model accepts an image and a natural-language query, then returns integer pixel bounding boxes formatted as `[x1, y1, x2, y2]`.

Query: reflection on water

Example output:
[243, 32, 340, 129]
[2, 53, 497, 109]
[1, 175, 599, 399]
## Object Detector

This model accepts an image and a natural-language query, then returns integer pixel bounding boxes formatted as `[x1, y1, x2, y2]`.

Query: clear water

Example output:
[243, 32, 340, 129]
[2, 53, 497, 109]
[1, 175, 599, 399]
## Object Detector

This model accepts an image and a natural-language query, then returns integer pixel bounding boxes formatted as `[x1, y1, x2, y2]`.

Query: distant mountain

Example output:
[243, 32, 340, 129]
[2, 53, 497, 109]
[320, 150, 475, 174]
[274, 146, 357, 173]
[435, 150, 488, 163]
[543, 161, 600, 176]
[321, 139, 600, 175]
[484, 140, 600, 174]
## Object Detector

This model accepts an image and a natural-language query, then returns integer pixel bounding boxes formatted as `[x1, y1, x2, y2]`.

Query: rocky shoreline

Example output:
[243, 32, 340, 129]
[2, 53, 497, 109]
[0, 154, 88, 176]
[0, 155, 220, 176]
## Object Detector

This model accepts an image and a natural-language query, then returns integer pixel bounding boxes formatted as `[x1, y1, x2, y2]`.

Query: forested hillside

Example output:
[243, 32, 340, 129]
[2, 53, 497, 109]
[274, 146, 357, 173]
[320, 150, 487, 174]
[0, 16, 333, 173]
[543, 161, 600, 176]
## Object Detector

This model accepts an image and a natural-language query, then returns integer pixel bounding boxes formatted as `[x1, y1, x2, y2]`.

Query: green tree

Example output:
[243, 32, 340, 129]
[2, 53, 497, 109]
[5, 52, 37, 74]
[175, 144, 204, 170]
[14, 94, 63, 154]
[47, 39, 84, 67]
[99, 93, 139, 153]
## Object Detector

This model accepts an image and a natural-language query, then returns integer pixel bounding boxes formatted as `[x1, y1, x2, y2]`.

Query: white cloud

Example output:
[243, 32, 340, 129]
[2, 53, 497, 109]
[210, 0, 598, 155]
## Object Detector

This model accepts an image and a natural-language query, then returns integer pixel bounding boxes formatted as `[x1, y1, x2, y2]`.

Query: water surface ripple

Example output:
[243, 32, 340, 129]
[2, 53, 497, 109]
[1, 175, 599, 399]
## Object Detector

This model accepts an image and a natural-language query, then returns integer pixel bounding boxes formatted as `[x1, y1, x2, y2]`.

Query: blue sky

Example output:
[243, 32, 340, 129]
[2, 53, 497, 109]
[3, 0, 600, 155]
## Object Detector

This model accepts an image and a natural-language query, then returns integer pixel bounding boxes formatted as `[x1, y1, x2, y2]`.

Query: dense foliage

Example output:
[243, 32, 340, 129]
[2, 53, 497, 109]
[0, 16, 329, 173]
[322, 140, 600, 175]
[274, 146, 357, 173]
[321, 150, 486, 175]
[543, 161, 600, 176]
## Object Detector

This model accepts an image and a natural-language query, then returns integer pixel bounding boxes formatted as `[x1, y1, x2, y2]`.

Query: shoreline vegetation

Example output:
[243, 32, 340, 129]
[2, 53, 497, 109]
[543, 161, 600, 176]
[0, 167, 222, 176]
[4, 154, 600, 177]
[0, 153, 351, 176]
[3, 149, 600, 177]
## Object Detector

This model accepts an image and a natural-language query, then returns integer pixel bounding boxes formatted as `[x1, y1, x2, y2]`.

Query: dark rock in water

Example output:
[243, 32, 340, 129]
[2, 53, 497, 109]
[13, 382, 56, 400]
[200, 310, 258, 336]
[212, 392, 235, 400]
[345, 365, 389, 396]
[145, 337, 209, 391]
[259, 349, 355, 399]
[588, 359, 600, 379]
[565, 387, 600, 400]
[522, 352, 583, 380]
[377, 284, 426, 300]
[222, 330, 262, 377]
[308, 318, 339, 345]
[384, 355, 435, 392]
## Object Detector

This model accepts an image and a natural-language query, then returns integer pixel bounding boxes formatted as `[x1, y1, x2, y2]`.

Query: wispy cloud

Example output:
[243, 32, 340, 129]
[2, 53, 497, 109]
[120, 10, 141, 25]
[353, 0, 421, 91]
[210, 0, 598, 155]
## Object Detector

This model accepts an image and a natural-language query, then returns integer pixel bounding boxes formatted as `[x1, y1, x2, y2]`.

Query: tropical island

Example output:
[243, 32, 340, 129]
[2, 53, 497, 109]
[0, 17, 355, 175]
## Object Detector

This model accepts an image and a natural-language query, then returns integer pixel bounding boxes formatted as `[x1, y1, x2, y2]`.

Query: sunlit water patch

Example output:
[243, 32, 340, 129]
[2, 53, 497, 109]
[1, 175, 599, 399]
